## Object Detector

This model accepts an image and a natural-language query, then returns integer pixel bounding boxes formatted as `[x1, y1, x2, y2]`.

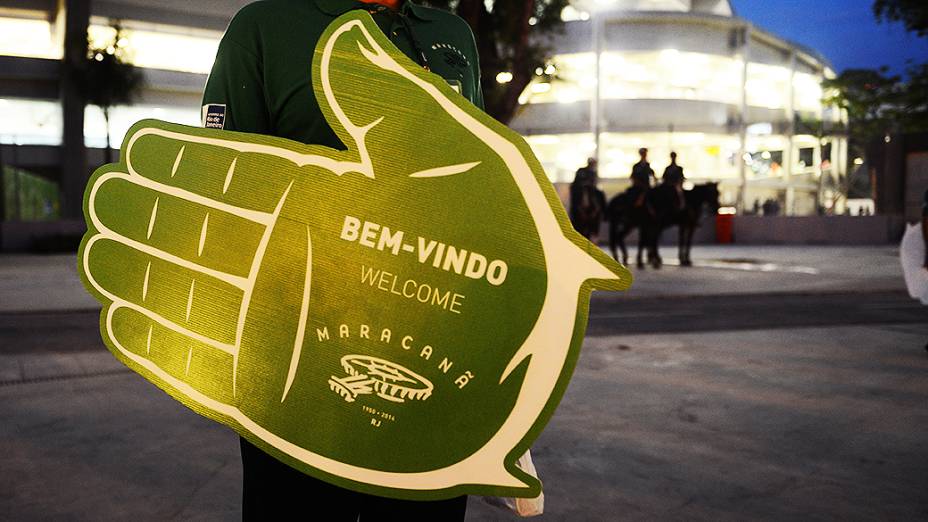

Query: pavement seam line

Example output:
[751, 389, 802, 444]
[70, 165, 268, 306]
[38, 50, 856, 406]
[0, 367, 133, 387]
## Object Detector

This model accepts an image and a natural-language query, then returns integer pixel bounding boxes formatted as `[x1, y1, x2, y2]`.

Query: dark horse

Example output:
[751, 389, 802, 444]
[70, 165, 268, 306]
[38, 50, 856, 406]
[606, 183, 720, 268]
[569, 183, 606, 241]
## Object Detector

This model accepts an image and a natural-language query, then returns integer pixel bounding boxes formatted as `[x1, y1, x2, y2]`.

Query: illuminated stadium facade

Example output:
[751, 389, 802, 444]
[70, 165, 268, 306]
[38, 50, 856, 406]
[512, 0, 848, 215]
[0, 0, 846, 216]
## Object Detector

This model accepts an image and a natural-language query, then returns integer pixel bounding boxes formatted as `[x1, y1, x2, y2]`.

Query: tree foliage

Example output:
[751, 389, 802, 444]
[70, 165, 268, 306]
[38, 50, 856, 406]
[424, 0, 569, 124]
[823, 67, 898, 157]
[873, 0, 928, 37]
[81, 25, 143, 162]
[824, 63, 928, 159]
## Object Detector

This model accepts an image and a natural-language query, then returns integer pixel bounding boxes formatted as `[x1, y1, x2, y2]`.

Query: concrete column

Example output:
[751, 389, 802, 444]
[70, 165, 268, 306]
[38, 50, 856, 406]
[59, 0, 90, 219]
[784, 51, 796, 215]
[591, 15, 603, 165]
[736, 24, 751, 213]
[0, 144, 5, 226]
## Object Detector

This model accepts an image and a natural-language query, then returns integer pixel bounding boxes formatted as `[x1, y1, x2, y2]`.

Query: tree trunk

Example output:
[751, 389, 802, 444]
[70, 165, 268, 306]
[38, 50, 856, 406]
[103, 106, 113, 165]
[503, 0, 537, 120]
[60, 0, 91, 219]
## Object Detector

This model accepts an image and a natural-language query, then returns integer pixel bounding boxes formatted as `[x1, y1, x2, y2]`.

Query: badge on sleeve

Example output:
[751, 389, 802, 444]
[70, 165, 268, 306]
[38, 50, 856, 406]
[201, 104, 226, 129]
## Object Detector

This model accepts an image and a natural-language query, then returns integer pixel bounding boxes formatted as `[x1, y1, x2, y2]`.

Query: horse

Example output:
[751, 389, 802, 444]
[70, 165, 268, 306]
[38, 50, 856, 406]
[605, 187, 659, 269]
[569, 182, 606, 241]
[648, 182, 720, 267]
[606, 183, 720, 268]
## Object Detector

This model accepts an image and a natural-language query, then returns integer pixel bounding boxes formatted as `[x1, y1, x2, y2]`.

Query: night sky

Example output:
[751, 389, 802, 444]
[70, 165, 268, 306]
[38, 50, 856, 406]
[731, 0, 928, 77]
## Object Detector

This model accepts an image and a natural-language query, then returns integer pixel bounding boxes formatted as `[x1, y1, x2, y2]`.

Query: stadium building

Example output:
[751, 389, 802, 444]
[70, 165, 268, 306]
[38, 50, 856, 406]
[511, 0, 848, 215]
[0, 0, 846, 228]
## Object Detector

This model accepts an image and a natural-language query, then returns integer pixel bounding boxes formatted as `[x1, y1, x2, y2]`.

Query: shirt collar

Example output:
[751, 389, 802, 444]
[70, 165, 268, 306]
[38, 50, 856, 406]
[315, 0, 439, 21]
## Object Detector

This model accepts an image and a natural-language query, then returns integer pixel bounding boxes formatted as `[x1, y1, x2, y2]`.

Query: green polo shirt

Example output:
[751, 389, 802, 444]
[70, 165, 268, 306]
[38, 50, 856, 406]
[201, 0, 483, 147]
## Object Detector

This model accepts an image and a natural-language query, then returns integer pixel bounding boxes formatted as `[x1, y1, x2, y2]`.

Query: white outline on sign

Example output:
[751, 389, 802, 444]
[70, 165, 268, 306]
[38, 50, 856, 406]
[329, 355, 433, 404]
[81, 16, 621, 492]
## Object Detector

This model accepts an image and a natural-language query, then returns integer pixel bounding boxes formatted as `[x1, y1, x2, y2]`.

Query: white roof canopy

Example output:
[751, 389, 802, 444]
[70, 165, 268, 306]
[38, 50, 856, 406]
[572, 0, 734, 17]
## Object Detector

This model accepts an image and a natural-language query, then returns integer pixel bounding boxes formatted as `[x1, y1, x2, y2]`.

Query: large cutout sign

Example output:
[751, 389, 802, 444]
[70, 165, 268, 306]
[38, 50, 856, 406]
[78, 11, 631, 500]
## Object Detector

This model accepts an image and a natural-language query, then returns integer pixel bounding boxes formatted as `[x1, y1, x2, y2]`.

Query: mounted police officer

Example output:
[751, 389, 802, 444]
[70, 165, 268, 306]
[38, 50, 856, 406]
[570, 157, 606, 240]
[629, 147, 655, 208]
[662, 151, 685, 210]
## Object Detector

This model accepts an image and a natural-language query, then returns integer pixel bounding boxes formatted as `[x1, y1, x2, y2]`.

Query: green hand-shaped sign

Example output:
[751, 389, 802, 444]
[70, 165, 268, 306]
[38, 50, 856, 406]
[79, 12, 631, 500]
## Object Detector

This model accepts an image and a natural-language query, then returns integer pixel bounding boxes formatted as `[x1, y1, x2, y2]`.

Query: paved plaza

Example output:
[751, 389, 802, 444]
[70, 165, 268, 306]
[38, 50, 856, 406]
[1, 246, 926, 520]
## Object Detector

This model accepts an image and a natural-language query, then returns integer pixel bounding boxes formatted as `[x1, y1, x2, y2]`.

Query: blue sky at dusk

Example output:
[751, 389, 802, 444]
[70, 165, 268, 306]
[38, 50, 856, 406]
[731, 0, 928, 76]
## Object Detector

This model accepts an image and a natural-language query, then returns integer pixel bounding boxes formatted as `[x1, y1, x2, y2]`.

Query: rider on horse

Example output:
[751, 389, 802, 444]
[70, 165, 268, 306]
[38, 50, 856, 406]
[662, 151, 686, 210]
[569, 157, 606, 240]
[629, 148, 656, 208]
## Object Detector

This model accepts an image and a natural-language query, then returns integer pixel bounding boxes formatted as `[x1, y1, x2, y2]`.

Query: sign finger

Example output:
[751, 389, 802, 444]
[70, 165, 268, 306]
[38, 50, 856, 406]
[124, 121, 304, 214]
[89, 171, 270, 279]
[105, 304, 236, 406]
[84, 234, 243, 349]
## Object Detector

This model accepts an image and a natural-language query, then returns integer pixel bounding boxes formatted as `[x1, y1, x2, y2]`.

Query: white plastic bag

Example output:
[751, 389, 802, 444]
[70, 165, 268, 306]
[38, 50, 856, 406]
[900, 223, 928, 305]
[481, 450, 545, 517]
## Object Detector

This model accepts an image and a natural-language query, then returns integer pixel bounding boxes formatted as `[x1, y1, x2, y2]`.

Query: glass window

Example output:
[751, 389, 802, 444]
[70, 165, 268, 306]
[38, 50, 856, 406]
[3, 166, 60, 221]
[746, 62, 790, 109]
[0, 98, 63, 146]
[84, 104, 201, 148]
[520, 53, 595, 105]
[521, 51, 745, 106]
[89, 21, 221, 74]
[543, 132, 743, 181]
[793, 72, 823, 115]
[745, 150, 783, 178]
[798, 147, 814, 168]
[601, 51, 742, 104]
[524, 134, 596, 183]
[0, 15, 62, 59]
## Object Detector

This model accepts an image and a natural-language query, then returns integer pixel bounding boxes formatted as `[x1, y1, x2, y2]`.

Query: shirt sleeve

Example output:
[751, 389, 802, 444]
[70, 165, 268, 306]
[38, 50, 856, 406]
[462, 21, 485, 111]
[201, 26, 271, 134]
[472, 61, 485, 111]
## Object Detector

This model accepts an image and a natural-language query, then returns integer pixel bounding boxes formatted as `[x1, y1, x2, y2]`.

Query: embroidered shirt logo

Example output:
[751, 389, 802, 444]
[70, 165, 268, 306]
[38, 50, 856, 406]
[201, 104, 226, 129]
[431, 42, 469, 70]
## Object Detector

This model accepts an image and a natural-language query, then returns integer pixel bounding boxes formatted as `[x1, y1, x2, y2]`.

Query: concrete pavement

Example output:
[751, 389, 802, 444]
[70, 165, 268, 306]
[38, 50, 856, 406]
[0, 244, 909, 313]
[1, 246, 926, 521]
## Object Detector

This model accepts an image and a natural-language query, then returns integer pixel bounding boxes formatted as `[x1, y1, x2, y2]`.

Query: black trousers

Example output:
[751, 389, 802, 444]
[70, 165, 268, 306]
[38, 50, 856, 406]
[240, 438, 467, 521]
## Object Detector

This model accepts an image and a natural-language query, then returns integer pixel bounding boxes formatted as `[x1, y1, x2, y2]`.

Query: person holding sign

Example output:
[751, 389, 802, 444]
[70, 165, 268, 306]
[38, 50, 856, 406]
[78, 3, 630, 521]
[200, 0, 483, 518]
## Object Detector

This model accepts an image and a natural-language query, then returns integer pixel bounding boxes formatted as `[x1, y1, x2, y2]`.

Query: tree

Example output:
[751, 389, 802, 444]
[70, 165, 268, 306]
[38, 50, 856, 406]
[824, 63, 928, 152]
[81, 25, 143, 163]
[895, 61, 928, 131]
[424, 0, 569, 124]
[873, 0, 928, 37]
[823, 67, 900, 159]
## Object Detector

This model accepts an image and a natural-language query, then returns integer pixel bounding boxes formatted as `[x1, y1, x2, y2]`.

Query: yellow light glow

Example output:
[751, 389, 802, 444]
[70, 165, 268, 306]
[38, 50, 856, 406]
[525, 50, 745, 105]
[87, 23, 221, 74]
[793, 72, 823, 113]
[0, 98, 63, 145]
[495, 71, 513, 84]
[746, 62, 790, 109]
[0, 16, 61, 59]
[88, 25, 117, 50]
[531, 83, 552, 94]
